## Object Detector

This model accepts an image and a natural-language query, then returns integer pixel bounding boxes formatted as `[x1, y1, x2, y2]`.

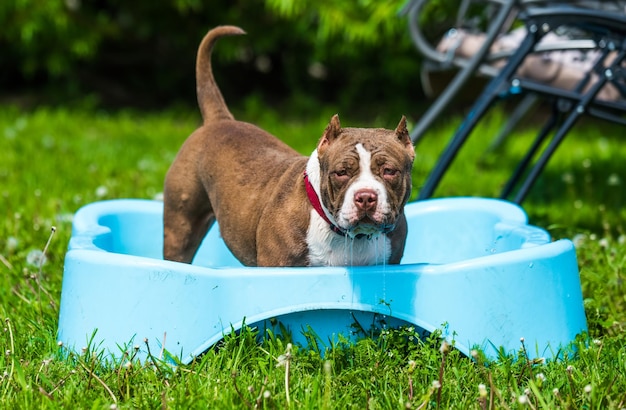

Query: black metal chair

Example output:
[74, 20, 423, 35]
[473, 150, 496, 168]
[403, 1, 626, 203]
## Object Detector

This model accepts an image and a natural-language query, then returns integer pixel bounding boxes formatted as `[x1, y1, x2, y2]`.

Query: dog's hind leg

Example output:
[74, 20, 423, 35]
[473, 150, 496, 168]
[163, 167, 215, 263]
[163, 203, 214, 264]
[163, 197, 214, 263]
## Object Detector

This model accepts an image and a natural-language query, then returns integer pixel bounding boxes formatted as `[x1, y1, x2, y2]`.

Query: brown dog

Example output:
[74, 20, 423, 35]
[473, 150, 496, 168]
[163, 25, 415, 267]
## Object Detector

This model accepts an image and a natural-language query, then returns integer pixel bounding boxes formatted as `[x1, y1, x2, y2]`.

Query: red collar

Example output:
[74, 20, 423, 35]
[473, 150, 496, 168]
[303, 171, 348, 236]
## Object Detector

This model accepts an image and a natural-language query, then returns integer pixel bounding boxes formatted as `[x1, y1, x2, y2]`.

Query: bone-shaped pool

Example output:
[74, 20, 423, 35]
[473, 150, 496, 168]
[58, 197, 587, 363]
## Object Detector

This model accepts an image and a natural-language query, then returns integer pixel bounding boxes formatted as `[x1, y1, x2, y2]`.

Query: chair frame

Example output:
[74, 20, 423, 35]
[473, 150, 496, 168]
[403, 1, 626, 203]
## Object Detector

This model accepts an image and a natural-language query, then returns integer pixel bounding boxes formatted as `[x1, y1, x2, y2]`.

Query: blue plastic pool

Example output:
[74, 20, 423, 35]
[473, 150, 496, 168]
[57, 197, 587, 363]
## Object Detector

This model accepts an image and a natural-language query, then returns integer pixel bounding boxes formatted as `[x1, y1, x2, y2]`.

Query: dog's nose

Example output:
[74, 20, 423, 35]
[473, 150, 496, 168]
[354, 189, 378, 211]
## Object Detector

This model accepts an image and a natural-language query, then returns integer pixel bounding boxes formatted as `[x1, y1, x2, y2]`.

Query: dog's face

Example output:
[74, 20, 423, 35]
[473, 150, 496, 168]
[316, 115, 415, 238]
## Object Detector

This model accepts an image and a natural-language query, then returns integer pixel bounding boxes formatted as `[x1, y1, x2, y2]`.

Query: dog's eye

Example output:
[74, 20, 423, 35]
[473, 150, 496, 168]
[333, 169, 350, 182]
[383, 167, 399, 178]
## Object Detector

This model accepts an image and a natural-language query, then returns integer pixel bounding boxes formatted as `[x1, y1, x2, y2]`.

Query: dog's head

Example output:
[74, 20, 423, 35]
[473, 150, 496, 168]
[309, 114, 415, 238]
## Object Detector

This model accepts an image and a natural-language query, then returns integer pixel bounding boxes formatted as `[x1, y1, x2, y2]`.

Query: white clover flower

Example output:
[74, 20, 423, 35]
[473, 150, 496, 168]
[432, 380, 441, 389]
[95, 185, 109, 198]
[26, 249, 46, 267]
[6, 236, 18, 251]
[57, 213, 74, 223]
[276, 354, 288, 367]
[478, 383, 487, 398]
[584, 384, 592, 394]
[536, 373, 546, 382]
[263, 390, 271, 399]
[518, 394, 528, 404]
[572, 234, 586, 247]
[137, 158, 155, 171]
[276, 343, 293, 367]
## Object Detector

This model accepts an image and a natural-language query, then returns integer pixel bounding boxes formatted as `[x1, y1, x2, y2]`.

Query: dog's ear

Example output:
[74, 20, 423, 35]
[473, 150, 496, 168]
[395, 115, 415, 160]
[317, 114, 341, 155]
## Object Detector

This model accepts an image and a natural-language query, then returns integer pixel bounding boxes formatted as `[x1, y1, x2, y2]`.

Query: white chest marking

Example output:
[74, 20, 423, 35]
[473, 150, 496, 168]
[306, 211, 391, 266]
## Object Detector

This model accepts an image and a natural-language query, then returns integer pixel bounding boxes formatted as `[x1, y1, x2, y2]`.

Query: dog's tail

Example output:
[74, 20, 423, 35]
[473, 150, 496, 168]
[196, 25, 246, 124]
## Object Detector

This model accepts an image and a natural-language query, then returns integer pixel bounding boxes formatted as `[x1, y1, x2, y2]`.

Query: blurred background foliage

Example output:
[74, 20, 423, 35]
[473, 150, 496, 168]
[0, 0, 459, 111]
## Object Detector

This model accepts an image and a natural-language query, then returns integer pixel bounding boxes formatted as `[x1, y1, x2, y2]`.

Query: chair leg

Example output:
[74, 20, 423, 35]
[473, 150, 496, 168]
[486, 93, 539, 153]
[417, 90, 500, 200]
[512, 48, 626, 204]
[512, 106, 584, 204]
[500, 105, 560, 200]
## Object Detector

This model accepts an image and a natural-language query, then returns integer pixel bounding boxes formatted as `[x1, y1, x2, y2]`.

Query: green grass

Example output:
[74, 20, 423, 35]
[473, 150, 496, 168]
[1, 102, 626, 408]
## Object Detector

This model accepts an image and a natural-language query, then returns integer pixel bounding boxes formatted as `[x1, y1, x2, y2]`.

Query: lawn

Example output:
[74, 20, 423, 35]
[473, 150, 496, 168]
[1, 101, 625, 408]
